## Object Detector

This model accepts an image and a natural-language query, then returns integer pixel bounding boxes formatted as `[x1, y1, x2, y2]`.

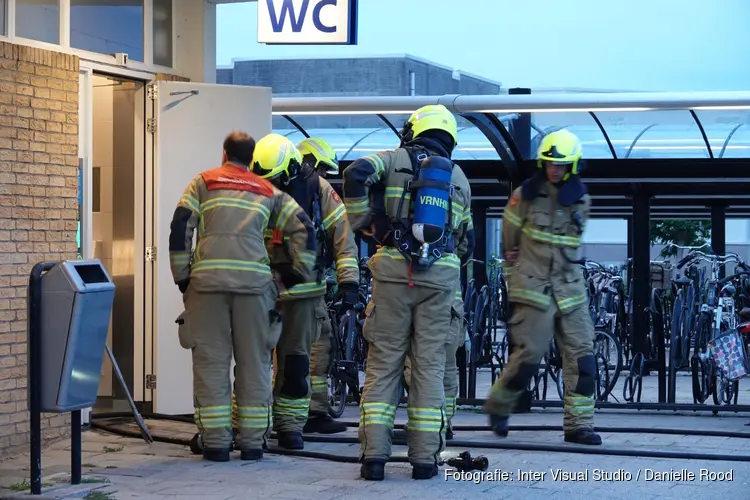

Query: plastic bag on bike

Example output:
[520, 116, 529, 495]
[707, 329, 750, 381]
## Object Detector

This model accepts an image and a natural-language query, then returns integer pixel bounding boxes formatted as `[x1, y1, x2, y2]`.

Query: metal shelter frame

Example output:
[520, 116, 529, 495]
[270, 90, 750, 392]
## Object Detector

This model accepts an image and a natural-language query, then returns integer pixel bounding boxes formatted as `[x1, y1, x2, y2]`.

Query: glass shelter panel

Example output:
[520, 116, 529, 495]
[0, 1, 6, 36]
[70, 0, 144, 62]
[152, 0, 173, 67]
[593, 110, 710, 159]
[528, 112, 613, 159]
[271, 115, 307, 145]
[276, 114, 406, 162]
[16, 0, 59, 44]
[454, 115, 500, 161]
[694, 110, 750, 159]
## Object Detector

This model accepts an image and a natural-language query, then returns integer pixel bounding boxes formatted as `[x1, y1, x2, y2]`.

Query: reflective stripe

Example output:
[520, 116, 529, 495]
[557, 293, 587, 312]
[522, 226, 581, 247]
[372, 247, 461, 270]
[170, 253, 190, 266]
[310, 376, 328, 393]
[237, 405, 272, 429]
[446, 397, 457, 420]
[503, 208, 522, 228]
[336, 256, 359, 271]
[322, 202, 345, 230]
[385, 186, 409, 202]
[298, 252, 316, 267]
[277, 200, 299, 230]
[454, 290, 463, 300]
[360, 401, 396, 428]
[345, 198, 369, 215]
[191, 259, 271, 275]
[508, 288, 552, 307]
[406, 407, 445, 432]
[280, 280, 326, 297]
[273, 397, 310, 418]
[195, 405, 232, 430]
[565, 394, 594, 416]
[200, 197, 270, 220]
[502, 262, 514, 277]
[180, 194, 200, 213]
[363, 153, 385, 177]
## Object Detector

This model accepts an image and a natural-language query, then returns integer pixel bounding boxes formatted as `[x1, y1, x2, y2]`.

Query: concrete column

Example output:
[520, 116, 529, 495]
[173, 0, 217, 83]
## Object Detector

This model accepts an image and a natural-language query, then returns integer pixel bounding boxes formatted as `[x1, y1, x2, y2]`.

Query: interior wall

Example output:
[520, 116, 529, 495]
[91, 74, 140, 400]
[92, 75, 114, 396]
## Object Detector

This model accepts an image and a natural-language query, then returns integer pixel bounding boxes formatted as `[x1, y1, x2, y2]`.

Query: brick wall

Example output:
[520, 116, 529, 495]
[0, 42, 79, 460]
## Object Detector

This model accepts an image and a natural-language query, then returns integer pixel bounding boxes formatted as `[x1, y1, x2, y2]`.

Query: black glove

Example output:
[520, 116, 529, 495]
[177, 279, 189, 294]
[338, 283, 359, 312]
[272, 263, 304, 289]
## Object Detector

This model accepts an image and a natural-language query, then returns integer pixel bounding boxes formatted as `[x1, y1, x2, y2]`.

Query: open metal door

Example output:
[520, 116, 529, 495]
[146, 81, 272, 415]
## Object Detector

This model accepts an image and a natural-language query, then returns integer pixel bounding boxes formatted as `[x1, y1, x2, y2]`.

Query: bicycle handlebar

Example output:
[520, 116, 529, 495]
[666, 242, 713, 252]
[462, 258, 485, 268]
[677, 250, 743, 269]
[718, 271, 750, 285]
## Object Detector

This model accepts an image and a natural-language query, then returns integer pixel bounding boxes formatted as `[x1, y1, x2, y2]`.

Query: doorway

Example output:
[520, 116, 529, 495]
[89, 73, 147, 411]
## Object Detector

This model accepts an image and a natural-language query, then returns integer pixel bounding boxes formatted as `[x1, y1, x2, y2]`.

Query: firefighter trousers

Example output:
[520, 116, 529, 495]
[309, 296, 333, 415]
[359, 279, 453, 466]
[185, 284, 278, 452]
[403, 300, 465, 427]
[484, 301, 596, 431]
[273, 296, 328, 432]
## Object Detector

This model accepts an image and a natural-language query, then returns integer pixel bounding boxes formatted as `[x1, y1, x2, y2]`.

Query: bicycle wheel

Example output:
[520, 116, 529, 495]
[593, 328, 623, 401]
[327, 315, 348, 419]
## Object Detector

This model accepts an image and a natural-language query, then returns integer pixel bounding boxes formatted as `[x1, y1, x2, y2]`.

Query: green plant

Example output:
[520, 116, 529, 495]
[650, 220, 712, 258]
[84, 492, 115, 500]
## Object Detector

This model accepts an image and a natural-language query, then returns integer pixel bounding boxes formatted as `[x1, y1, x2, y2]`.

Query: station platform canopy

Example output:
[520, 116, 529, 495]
[271, 92, 750, 218]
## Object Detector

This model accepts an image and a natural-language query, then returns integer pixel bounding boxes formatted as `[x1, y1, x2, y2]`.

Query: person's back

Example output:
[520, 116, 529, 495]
[176, 162, 284, 294]
[169, 131, 317, 463]
[342, 105, 472, 481]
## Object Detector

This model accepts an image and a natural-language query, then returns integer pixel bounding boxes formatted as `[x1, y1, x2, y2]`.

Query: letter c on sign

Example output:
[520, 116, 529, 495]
[313, 0, 337, 33]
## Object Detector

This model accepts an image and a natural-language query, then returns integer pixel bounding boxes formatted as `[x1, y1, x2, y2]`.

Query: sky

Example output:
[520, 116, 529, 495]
[215, 0, 750, 243]
[216, 0, 750, 92]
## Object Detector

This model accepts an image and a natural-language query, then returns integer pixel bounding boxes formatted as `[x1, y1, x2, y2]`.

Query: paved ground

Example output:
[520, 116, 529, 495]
[1, 405, 749, 500]
[3, 361, 749, 499]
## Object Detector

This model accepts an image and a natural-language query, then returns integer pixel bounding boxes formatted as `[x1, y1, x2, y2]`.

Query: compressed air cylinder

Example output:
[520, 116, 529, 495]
[411, 156, 453, 244]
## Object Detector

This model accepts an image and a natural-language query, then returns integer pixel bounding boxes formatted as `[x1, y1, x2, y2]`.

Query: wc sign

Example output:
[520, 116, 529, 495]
[257, 0, 358, 45]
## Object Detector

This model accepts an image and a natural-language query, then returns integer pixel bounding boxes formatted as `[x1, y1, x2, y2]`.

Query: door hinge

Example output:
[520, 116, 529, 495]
[145, 246, 156, 262]
[147, 84, 158, 100]
[146, 374, 156, 390]
[147, 118, 156, 134]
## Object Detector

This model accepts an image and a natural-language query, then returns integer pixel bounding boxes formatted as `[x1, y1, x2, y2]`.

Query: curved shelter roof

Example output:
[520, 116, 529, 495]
[271, 91, 750, 218]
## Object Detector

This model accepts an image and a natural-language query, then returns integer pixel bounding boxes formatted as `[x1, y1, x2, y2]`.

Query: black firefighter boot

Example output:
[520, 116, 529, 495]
[303, 413, 347, 434]
[360, 459, 386, 481]
[489, 414, 509, 437]
[564, 427, 602, 445]
[277, 431, 304, 450]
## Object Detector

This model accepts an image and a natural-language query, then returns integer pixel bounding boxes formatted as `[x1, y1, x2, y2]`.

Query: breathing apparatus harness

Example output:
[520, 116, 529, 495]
[279, 163, 329, 284]
[391, 141, 456, 274]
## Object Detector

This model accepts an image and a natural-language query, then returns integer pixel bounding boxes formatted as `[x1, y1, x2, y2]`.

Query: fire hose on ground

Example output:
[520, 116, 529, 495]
[89, 410, 750, 468]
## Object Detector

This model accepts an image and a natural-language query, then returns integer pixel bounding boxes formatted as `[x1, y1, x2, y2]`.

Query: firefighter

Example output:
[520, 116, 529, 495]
[252, 134, 359, 448]
[169, 131, 317, 462]
[290, 138, 361, 435]
[342, 105, 472, 481]
[483, 129, 601, 446]
[401, 213, 474, 440]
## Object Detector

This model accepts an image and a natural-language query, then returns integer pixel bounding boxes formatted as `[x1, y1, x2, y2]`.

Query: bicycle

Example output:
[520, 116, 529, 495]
[325, 259, 371, 418]
[673, 246, 746, 407]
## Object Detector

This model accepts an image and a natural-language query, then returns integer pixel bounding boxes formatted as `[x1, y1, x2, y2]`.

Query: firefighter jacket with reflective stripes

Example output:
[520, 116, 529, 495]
[502, 182, 591, 313]
[265, 174, 360, 300]
[342, 147, 472, 291]
[168, 163, 317, 294]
